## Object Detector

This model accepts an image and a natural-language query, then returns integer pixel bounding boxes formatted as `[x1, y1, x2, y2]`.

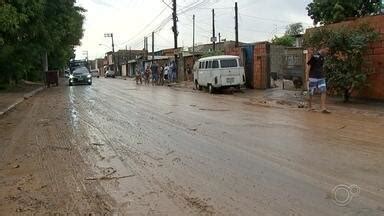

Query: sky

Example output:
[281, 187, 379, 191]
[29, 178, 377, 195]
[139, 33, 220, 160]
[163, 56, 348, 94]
[75, 0, 314, 60]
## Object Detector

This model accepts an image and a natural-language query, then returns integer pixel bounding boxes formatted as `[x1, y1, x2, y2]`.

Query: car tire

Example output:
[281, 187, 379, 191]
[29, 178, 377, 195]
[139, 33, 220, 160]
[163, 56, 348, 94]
[208, 84, 214, 94]
[69, 83, 73, 86]
[195, 81, 201, 91]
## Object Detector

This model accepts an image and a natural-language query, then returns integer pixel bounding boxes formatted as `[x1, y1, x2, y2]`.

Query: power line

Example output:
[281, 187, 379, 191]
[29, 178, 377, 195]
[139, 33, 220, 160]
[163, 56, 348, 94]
[239, 13, 312, 25]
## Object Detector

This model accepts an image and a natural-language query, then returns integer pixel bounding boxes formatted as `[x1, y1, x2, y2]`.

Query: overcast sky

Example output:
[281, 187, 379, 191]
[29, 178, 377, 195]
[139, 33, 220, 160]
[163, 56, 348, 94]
[75, 0, 313, 59]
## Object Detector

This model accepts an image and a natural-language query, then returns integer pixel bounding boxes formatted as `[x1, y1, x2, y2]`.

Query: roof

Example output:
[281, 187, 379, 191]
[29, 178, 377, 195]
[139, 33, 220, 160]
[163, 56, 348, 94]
[198, 55, 240, 61]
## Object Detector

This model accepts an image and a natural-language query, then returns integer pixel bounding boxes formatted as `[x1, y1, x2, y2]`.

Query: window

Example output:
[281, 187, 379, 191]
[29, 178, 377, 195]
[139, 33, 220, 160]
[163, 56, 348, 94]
[199, 62, 203, 69]
[205, 61, 209, 69]
[73, 67, 89, 74]
[208, 61, 212, 68]
[220, 59, 238, 68]
[212, 60, 219, 68]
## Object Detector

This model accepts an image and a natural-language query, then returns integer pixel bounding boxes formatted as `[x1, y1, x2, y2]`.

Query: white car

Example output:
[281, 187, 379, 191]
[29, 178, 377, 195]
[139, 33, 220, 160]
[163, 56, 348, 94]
[194, 55, 246, 93]
[104, 70, 115, 78]
[90, 69, 100, 78]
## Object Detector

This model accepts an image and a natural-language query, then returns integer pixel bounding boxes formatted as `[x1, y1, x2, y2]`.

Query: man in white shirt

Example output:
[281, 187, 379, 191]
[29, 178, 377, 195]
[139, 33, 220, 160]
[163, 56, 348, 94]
[164, 64, 169, 81]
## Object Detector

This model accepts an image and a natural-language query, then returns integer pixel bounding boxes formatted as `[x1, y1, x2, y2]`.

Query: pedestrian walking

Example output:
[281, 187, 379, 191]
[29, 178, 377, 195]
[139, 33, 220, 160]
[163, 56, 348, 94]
[159, 65, 164, 86]
[144, 65, 151, 85]
[151, 63, 158, 86]
[135, 68, 142, 85]
[170, 61, 176, 82]
[306, 48, 330, 114]
[186, 64, 192, 81]
[164, 64, 169, 82]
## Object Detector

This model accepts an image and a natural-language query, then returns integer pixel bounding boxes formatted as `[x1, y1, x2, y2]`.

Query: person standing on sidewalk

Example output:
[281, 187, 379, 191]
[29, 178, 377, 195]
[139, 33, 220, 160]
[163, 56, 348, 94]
[306, 48, 330, 114]
[151, 63, 158, 86]
[164, 64, 169, 82]
[144, 66, 151, 85]
[186, 64, 192, 81]
[159, 65, 164, 86]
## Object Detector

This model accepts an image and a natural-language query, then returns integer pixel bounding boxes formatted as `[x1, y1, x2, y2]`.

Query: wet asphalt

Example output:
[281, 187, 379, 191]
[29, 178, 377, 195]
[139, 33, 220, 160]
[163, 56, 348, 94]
[64, 77, 384, 215]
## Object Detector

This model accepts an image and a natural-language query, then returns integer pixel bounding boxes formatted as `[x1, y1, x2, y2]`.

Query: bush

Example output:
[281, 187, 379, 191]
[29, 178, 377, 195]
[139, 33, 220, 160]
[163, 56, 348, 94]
[304, 24, 379, 102]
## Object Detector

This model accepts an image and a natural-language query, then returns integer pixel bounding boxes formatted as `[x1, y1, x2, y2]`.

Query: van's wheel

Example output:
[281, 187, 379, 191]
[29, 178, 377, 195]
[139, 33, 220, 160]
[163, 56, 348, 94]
[208, 84, 214, 94]
[195, 81, 202, 90]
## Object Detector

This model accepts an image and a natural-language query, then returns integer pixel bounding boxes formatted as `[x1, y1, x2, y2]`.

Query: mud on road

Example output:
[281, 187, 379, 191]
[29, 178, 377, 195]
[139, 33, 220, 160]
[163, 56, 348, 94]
[0, 78, 384, 215]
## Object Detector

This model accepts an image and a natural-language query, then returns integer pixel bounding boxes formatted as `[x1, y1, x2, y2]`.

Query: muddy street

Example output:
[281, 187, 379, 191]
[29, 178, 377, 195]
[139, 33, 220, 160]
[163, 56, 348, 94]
[0, 78, 384, 215]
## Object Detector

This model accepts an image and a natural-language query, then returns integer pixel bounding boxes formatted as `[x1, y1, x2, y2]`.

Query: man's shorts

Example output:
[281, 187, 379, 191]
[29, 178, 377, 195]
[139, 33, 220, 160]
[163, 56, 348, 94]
[308, 78, 326, 95]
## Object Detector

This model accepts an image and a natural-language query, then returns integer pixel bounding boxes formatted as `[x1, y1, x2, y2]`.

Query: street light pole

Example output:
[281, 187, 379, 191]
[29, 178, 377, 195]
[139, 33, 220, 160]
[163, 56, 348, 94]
[104, 33, 116, 74]
[172, 0, 178, 81]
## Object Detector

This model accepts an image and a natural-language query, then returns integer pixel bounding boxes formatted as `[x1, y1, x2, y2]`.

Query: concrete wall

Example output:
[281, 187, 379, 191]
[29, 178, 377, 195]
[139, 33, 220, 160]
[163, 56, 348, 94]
[270, 45, 285, 79]
[121, 64, 127, 77]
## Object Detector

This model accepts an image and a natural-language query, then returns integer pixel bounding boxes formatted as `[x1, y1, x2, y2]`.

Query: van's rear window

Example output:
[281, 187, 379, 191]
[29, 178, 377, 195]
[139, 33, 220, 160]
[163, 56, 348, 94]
[220, 59, 238, 68]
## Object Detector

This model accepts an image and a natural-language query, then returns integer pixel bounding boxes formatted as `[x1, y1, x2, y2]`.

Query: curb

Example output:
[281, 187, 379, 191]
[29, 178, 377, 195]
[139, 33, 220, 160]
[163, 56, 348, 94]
[0, 86, 44, 116]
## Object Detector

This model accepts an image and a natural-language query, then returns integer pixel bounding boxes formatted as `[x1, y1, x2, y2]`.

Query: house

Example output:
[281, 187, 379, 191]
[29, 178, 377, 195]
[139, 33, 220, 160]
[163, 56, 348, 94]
[190, 41, 245, 53]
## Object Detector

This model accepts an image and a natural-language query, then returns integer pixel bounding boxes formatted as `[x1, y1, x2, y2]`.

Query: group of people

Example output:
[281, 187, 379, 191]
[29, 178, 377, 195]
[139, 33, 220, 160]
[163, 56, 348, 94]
[136, 61, 177, 85]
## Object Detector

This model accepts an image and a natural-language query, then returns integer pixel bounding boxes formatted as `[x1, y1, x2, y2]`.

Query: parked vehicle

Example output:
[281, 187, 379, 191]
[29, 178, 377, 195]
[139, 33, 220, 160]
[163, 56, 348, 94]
[69, 59, 88, 72]
[69, 67, 92, 86]
[194, 55, 246, 93]
[104, 70, 115, 78]
[90, 69, 100, 78]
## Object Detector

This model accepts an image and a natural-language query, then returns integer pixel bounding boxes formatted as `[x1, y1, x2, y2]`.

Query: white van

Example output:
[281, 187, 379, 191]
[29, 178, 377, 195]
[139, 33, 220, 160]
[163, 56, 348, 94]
[193, 55, 246, 93]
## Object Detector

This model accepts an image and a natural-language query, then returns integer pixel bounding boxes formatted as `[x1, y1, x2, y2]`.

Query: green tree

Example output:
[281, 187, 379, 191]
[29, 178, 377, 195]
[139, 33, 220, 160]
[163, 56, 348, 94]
[271, 23, 303, 46]
[285, 23, 304, 36]
[271, 35, 295, 46]
[0, 0, 84, 85]
[306, 0, 382, 25]
[304, 24, 379, 102]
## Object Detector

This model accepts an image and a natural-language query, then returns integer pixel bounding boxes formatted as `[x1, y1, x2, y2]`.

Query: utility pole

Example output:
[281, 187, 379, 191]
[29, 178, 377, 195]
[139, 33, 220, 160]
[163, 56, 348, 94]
[235, 2, 239, 47]
[104, 33, 116, 73]
[212, 9, 216, 52]
[172, 0, 178, 81]
[192, 14, 195, 62]
[129, 46, 132, 60]
[43, 52, 48, 72]
[218, 33, 221, 43]
[144, 37, 148, 60]
[42, 52, 48, 84]
[152, 31, 155, 64]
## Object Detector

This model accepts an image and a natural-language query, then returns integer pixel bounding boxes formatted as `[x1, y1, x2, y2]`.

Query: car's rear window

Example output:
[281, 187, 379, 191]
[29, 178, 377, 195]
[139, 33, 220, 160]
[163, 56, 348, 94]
[220, 59, 238, 68]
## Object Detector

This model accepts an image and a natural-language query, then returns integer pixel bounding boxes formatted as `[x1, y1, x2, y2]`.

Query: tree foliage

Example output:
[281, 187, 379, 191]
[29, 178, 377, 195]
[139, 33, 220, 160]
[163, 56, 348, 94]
[306, 0, 382, 25]
[271, 35, 295, 46]
[304, 24, 379, 101]
[0, 0, 85, 84]
[285, 23, 304, 36]
[271, 23, 303, 46]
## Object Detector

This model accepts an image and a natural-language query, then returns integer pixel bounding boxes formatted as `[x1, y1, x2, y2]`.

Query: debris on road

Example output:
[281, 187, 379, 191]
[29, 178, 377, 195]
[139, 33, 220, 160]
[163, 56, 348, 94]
[91, 143, 105, 146]
[85, 174, 136, 181]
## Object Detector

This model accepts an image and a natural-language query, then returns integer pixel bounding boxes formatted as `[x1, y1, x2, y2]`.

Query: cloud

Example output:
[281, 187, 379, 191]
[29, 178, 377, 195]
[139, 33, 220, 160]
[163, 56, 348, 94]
[76, 0, 315, 59]
[90, 0, 113, 7]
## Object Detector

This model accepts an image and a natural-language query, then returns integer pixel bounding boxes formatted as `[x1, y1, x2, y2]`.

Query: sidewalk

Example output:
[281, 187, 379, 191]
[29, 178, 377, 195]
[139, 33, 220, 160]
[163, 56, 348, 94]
[0, 81, 44, 116]
[166, 80, 384, 116]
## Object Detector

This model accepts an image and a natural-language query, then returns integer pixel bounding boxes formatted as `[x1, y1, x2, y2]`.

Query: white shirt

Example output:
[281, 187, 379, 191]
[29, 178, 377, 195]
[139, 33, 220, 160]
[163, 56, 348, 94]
[164, 66, 169, 75]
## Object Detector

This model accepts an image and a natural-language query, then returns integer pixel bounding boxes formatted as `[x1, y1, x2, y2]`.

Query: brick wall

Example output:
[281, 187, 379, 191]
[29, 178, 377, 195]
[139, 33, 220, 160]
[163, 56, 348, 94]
[224, 47, 241, 56]
[224, 43, 270, 89]
[362, 16, 384, 100]
[253, 42, 270, 89]
[307, 15, 384, 100]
